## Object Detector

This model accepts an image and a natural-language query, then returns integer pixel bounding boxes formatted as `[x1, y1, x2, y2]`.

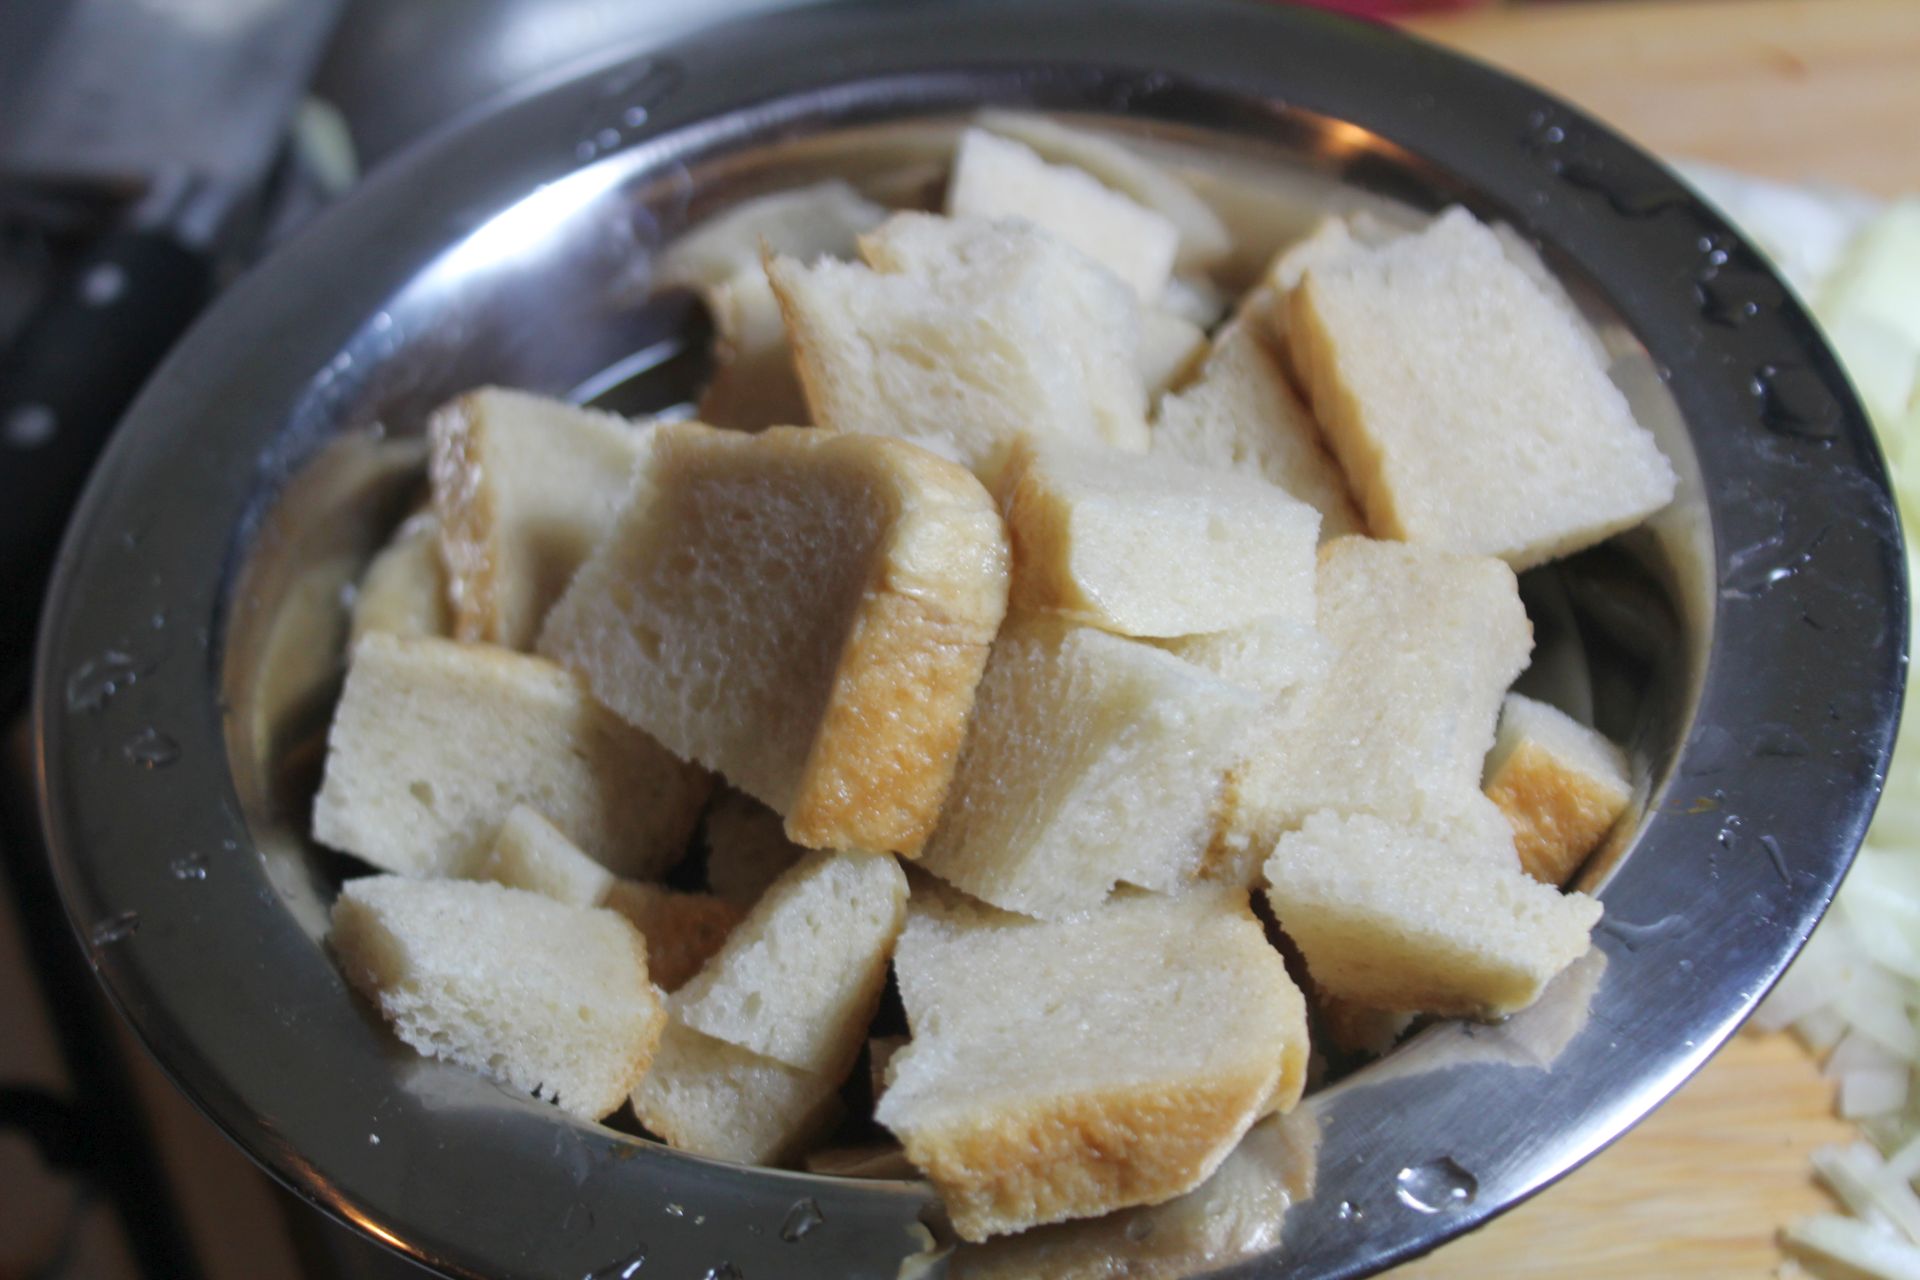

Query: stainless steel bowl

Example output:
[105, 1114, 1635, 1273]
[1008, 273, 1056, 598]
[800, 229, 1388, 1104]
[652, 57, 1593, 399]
[32, 2, 1905, 1277]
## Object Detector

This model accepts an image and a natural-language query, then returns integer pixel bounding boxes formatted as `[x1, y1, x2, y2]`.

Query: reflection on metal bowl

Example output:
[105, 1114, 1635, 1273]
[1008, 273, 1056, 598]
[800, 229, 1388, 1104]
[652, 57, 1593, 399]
[31, 2, 1903, 1278]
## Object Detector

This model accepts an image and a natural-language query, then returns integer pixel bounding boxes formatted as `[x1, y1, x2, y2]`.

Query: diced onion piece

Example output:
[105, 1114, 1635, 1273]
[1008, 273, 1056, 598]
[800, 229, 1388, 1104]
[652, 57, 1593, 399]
[1812, 1143, 1920, 1244]
[1797, 1007, 1853, 1057]
[1829, 1031, 1910, 1083]
[1842, 1068, 1912, 1121]
[1782, 1213, 1920, 1280]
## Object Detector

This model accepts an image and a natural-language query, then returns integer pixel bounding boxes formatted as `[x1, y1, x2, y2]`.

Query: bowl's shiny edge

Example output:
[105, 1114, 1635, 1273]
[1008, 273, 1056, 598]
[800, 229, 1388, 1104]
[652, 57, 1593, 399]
[29, 1, 1906, 1277]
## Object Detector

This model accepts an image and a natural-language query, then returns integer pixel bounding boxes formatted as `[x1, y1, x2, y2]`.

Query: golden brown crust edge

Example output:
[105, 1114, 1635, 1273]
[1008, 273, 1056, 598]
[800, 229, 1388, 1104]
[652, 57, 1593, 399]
[428, 391, 504, 645]
[1486, 742, 1630, 887]
[897, 1066, 1279, 1242]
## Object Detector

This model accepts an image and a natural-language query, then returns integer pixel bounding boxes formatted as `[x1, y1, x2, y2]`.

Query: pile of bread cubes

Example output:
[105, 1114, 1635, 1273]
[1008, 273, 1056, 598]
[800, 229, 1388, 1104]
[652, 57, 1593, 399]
[314, 113, 1677, 1243]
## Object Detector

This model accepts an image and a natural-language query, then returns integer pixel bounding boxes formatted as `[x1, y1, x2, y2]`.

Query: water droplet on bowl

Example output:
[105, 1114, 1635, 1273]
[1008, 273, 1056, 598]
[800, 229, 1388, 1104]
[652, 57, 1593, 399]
[1395, 1158, 1478, 1213]
[1695, 270, 1783, 327]
[1752, 363, 1842, 441]
[169, 852, 209, 881]
[1758, 834, 1790, 884]
[779, 1197, 824, 1242]
[703, 1265, 742, 1280]
[664, 1203, 685, 1218]
[66, 650, 147, 712]
[121, 726, 180, 769]
[1601, 913, 1686, 951]
[1336, 1199, 1366, 1223]
[90, 911, 140, 949]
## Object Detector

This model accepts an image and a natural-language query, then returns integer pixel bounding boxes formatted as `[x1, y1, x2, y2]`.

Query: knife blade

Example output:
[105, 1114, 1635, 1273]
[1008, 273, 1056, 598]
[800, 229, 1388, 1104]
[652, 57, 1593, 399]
[0, 0, 344, 704]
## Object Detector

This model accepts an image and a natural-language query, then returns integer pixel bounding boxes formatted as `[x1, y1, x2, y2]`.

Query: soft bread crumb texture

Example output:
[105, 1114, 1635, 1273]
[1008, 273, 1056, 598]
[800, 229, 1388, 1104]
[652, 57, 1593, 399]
[700, 788, 806, 908]
[1139, 307, 1208, 404]
[428, 387, 654, 650]
[669, 849, 908, 1077]
[349, 510, 449, 646]
[473, 804, 615, 908]
[878, 888, 1307, 1240]
[1151, 319, 1363, 540]
[311, 633, 709, 879]
[973, 110, 1233, 271]
[946, 127, 1180, 300]
[768, 213, 1148, 478]
[916, 616, 1257, 918]
[1484, 692, 1634, 886]
[631, 1015, 843, 1164]
[1218, 537, 1531, 862]
[602, 880, 743, 993]
[539, 423, 1009, 855]
[1264, 811, 1601, 1018]
[997, 435, 1319, 639]
[330, 876, 663, 1121]
[697, 267, 811, 430]
[1287, 206, 1676, 570]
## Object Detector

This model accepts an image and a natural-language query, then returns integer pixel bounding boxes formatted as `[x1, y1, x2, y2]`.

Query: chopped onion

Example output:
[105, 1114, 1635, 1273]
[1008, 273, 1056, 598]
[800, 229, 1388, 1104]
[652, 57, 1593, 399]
[1782, 1214, 1920, 1280]
[1842, 1069, 1912, 1121]
[1812, 1143, 1920, 1244]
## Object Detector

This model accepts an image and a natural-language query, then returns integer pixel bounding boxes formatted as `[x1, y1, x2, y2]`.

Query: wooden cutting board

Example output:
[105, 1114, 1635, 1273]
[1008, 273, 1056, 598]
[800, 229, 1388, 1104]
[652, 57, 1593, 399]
[1384, 1, 1920, 1272]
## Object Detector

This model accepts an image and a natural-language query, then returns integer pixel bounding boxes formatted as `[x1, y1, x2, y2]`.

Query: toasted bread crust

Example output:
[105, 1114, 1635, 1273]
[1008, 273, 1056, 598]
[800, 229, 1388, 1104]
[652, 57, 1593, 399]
[899, 1068, 1277, 1241]
[603, 882, 745, 992]
[1487, 740, 1629, 886]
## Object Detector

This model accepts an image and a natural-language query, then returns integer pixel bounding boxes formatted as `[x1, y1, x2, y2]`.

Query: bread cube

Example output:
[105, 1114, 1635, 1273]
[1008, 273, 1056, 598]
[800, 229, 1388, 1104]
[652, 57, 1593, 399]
[768, 213, 1148, 477]
[670, 850, 908, 1076]
[1139, 307, 1207, 402]
[429, 387, 654, 649]
[312, 634, 709, 878]
[1220, 538, 1531, 858]
[1152, 321, 1363, 539]
[700, 788, 804, 907]
[1484, 692, 1634, 886]
[917, 617, 1256, 918]
[330, 876, 663, 1120]
[1287, 206, 1677, 569]
[1150, 614, 1326, 706]
[631, 1016, 843, 1164]
[946, 128, 1180, 299]
[349, 511, 449, 646]
[696, 267, 810, 430]
[998, 435, 1319, 638]
[474, 804, 616, 907]
[656, 179, 886, 289]
[540, 423, 1009, 854]
[602, 880, 742, 993]
[973, 110, 1232, 270]
[1265, 811, 1601, 1017]
[877, 889, 1307, 1240]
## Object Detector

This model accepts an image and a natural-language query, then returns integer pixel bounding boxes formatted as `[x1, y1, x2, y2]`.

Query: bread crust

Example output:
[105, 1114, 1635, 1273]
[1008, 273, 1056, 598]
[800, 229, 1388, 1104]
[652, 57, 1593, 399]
[428, 392, 498, 644]
[899, 1068, 1277, 1242]
[1487, 740, 1629, 886]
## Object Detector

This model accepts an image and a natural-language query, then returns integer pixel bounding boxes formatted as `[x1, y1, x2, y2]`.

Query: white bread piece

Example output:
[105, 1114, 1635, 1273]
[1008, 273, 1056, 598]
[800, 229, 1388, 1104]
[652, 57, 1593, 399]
[1288, 206, 1677, 569]
[869, 1034, 908, 1104]
[312, 634, 709, 879]
[953, 1108, 1318, 1280]
[1159, 274, 1229, 329]
[917, 617, 1257, 918]
[946, 128, 1179, 300]
[541, 423, 1009, 854]
[700, 788, 803, 907]
[349, 511, 449, 646]
[1151, 615, 1326, 705]
[428, 387, 653, 650]
[330, 876, 663, 1121]
[473, 804, 615, 907]
[877, 889, 1308, 1240]
[1152, 321, 1364, 539]
[696, 267, 809, 430]
[1139, 307, 1207, 403]
[997, 435, 1318, 638]
[1491, 222, 1612, 368]
[656, 179, 886, 288]
[975, 110, 1232, 270]
[669, 850, 908, 1076]
[1264, 810, 1601, 1018]
[602, 879, 742, 992]
[1219, 538, 1531, 857]
[1484, 692, 1634, 886]
[768, 213, 1148, 478]
[631, 1016, 842, 1165]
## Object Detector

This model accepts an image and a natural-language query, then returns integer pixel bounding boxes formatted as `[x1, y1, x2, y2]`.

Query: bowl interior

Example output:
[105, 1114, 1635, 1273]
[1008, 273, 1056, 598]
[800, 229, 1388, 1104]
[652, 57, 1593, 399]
[218, 108, 1708, 1271]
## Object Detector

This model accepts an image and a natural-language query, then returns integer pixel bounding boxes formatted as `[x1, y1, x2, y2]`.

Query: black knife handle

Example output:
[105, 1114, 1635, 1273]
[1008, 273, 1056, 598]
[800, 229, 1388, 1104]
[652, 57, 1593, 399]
[0, 228, 214, 704]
